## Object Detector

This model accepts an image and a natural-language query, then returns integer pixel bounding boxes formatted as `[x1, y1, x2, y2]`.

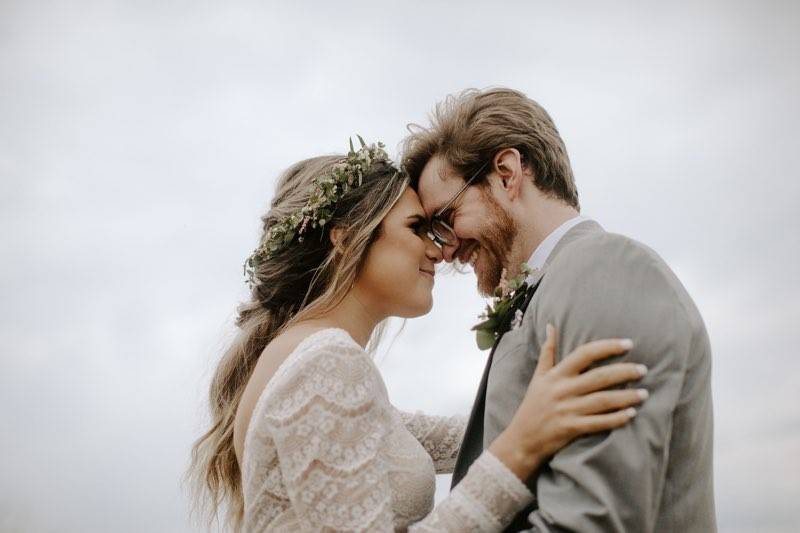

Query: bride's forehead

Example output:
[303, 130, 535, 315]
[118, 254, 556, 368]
[386, 188, 425, 218]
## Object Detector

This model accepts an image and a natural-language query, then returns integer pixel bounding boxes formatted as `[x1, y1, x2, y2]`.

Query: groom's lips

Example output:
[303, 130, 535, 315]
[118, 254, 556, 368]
[457, 242, 479, 265]
[419, 268, 435, 277]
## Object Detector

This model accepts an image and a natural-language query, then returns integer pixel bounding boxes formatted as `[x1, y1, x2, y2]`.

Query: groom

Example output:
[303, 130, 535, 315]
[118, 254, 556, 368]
[403, 88, 716, 532]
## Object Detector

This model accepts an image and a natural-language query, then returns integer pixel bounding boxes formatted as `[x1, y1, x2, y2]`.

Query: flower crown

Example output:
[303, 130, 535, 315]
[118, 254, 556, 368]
[244, 136, 392, 288]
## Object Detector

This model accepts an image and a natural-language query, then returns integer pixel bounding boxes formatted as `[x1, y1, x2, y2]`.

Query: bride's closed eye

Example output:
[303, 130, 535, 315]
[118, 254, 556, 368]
[408, 216, 431, 238]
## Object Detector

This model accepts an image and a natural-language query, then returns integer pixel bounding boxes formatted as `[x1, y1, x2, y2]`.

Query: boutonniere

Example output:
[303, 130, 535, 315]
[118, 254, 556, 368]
[471, 264, 533, 350]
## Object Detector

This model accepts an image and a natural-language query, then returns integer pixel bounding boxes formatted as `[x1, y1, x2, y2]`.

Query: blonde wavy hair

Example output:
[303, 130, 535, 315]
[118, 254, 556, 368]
[189, 154, 408, 530]
[402, 87, 580, 210]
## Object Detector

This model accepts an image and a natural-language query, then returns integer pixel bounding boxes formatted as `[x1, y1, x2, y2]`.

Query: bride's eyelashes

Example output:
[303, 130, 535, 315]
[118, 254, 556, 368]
[410, 221, 427, 236]
[408, 216, 430, 238]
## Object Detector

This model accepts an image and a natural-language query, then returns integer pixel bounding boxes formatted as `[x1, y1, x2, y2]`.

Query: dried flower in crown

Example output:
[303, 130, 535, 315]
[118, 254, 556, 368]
[243, 136, 392, 288]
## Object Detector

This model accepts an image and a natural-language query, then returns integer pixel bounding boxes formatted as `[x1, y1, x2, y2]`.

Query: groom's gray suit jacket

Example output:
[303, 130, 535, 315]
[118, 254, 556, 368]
[451, 221, 716, 532]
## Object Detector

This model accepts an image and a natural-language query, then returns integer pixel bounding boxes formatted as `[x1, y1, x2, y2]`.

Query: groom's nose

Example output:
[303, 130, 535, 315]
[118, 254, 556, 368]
[424, 236, 443, 264]
[441, 241, 459, 263]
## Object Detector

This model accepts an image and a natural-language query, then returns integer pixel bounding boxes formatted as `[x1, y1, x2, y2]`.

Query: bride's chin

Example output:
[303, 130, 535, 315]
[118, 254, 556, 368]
[411, 295, 434, 317]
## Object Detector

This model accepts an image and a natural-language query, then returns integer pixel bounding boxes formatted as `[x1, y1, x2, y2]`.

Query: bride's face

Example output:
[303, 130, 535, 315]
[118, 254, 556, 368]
[354, 187, 442, 318]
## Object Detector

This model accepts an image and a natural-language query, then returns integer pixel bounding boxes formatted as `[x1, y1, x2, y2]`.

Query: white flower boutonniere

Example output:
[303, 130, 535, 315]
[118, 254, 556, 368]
[510, 308, 525, 331]
[471, 264, 533, 350]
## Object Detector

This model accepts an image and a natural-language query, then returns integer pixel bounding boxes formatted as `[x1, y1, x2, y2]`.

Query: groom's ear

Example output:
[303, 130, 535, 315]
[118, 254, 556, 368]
[493, 148, 525, 201]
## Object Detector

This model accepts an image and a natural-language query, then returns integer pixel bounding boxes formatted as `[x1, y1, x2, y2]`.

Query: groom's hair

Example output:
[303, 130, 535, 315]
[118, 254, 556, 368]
[402, 87, 579, 210]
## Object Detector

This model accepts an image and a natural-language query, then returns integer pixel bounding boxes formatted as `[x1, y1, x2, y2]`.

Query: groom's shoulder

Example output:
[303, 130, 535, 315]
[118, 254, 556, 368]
[546, 228, 698, 304]
[546, 228, 702, 316]
[540, 229, 708, 338]
[552, 228, 667, 274]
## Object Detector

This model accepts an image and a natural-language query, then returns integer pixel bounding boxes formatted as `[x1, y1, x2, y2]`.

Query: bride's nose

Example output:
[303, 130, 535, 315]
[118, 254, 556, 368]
[425, 237, 443, 264]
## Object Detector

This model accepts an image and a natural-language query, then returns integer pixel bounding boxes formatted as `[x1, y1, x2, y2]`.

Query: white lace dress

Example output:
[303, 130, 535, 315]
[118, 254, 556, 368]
[242, 328, 533, 532]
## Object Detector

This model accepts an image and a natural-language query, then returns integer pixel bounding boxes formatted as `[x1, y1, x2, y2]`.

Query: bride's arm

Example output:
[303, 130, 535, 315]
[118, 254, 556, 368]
[397, 410, 466, 473]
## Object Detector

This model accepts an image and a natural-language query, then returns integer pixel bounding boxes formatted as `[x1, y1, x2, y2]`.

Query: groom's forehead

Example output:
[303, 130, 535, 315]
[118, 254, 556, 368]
[417, 156, 466, 216]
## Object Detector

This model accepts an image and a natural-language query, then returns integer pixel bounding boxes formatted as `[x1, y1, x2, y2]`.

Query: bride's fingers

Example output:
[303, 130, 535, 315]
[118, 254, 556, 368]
[573, 408, 638, 434]
[568, 362, 648, 396]
[567, 388, 648, 415]
[556, 338, 634, 376]
[533, 324, 557, 377]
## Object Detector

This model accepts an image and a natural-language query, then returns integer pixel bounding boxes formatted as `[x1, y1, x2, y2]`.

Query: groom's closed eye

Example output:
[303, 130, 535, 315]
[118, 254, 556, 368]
[435, 206, 454, 225]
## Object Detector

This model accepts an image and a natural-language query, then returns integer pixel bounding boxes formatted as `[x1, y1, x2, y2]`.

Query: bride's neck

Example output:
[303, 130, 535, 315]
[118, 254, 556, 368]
[309, 289, 383, 348]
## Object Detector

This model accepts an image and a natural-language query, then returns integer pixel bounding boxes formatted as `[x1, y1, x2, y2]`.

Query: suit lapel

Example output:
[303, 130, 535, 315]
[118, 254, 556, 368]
[451, 278, 543, 487]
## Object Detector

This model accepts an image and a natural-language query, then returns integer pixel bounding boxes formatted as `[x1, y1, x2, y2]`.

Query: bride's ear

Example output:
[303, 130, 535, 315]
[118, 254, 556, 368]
[329, 226, 346, 253]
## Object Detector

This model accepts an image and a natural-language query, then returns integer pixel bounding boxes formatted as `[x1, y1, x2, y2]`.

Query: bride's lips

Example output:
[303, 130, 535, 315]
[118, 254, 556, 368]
[419, 268, 435, 278]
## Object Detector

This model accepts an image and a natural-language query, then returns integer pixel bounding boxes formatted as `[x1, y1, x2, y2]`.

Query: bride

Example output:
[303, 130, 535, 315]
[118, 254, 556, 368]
[190, 140, 647, 531]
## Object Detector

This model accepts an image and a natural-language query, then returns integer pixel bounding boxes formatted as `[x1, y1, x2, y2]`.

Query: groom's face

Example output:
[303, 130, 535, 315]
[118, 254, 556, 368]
[417, 156, 517, 296]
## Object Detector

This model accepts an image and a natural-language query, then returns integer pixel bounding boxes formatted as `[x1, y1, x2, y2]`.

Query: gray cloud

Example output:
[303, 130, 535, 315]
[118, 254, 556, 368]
[1, 1, 798, 531]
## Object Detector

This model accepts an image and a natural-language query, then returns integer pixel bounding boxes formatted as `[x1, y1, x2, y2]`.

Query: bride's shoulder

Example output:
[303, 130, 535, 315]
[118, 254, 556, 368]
[256, 326, 366, 388]
[234, 326, 368, 460]
[269, 325, 362, 362]
[251, 326, 383, 421]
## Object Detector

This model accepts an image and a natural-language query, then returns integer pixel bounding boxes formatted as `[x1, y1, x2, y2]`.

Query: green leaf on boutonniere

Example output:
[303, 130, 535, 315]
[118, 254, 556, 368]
[472, 316, 496, 330]
[475, 329, 496, 351]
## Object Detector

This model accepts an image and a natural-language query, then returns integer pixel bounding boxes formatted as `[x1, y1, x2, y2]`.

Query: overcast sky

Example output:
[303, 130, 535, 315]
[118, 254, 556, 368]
[1, 1, 798, 532]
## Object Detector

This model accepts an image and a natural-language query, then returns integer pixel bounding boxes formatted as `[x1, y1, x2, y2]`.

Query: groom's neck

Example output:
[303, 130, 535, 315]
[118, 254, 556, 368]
[518, 198, 580, 262]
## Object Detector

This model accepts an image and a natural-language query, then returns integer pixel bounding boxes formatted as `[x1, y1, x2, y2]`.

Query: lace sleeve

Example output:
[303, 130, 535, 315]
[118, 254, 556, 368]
[398, 410, 466, 473]
[410, 450, 534, 532]
[255, 331, 533, 531]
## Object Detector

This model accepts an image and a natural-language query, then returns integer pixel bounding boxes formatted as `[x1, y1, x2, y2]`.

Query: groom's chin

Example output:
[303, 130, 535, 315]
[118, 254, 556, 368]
[475, 267, 501, 297]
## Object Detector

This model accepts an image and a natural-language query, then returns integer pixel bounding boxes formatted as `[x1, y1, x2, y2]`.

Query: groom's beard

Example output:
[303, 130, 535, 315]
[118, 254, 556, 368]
[475, 194, 517, 296]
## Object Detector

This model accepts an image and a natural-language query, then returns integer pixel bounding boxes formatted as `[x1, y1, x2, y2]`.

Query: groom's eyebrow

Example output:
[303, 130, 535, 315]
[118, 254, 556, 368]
[431, 201, 446, 217]
[435, 205, 452, 219]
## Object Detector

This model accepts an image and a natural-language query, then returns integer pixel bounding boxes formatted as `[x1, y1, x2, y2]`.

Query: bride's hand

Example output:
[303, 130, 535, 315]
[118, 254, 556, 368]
[488, 324, 647, 480]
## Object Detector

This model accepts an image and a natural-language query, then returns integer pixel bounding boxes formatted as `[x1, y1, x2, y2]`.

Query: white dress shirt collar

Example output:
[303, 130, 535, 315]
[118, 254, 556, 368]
[526, 215, 590, 272]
